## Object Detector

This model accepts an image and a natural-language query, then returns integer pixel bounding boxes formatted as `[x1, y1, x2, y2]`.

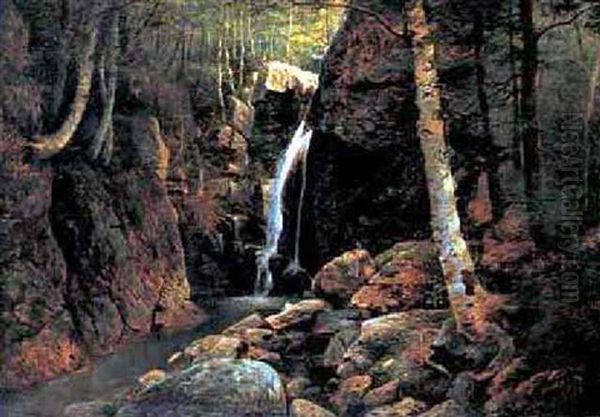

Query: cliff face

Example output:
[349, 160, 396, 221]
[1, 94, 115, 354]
[302, 0, 430, 270]
[0, 117, 202, 389]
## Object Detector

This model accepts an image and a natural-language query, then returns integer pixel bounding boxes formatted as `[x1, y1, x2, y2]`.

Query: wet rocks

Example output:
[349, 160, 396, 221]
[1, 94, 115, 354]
[265, 299, 332, 331]
[115, 358, 287, 417]
[363, 379, 401, 408]
[331, 374, 373, 413]
[137, 369, 167, 389]
[351, 242, 446, 313]
[183, 334, 246, 361]
[337, 310, 450, 402]
[415, 400, 470, 417]
[286, 376, 313, 400]
[313, 249, 377, 305]
[222, 313, 269, 336]
[365, 397, 427, 417]
[291, 399, 337, 417]
[64, 401, 117, 417]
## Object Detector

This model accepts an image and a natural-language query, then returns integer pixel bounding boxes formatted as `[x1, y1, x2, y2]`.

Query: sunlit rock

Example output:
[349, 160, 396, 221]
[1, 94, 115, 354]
[265, 299, 331, 331]
[313, 249, 377, 305]
[266, 61, 319, 96]
[291, 398, 337, 417]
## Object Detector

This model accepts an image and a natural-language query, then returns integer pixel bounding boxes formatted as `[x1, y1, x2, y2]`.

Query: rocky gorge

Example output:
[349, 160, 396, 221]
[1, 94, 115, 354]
[2, 0, 600, 416]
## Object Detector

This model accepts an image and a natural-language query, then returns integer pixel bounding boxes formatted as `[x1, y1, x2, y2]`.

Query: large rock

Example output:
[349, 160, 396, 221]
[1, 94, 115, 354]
[115, 359, 287, 417]
[266, 61, 319, 96]
[184, 335, 246, 361]
[313, 249, 376, 305]
[64, 401, 117, 417]
[291, 399, 337, 417]
[337, 310, 450, 402]
[302, 0, 429, 270]
[266, 299, 331, 331]
[414, 400, 470, 417]
[365, 397, 427, 417]
[351, 242, 446, 313]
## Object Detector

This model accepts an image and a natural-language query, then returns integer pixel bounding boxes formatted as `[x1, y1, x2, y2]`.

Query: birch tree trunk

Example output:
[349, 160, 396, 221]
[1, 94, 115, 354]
[239, 7, 245, 89]
[407, 0, 481, 330]
[583, 43, 600, 218]
[91, 8, 119, 164]
[217, 3, 226, 121]
[31, 24, 97, 159]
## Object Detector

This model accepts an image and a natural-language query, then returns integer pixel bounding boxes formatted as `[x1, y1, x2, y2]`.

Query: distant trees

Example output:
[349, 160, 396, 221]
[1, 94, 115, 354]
[17, 0, 344, 161]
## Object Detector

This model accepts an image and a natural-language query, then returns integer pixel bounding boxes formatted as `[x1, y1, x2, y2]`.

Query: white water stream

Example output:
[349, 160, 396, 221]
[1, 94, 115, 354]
[255, 120, 313, 295]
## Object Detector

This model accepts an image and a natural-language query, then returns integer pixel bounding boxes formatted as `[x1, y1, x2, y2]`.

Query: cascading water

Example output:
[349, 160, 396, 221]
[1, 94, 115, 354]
[255, 120, 313, 295]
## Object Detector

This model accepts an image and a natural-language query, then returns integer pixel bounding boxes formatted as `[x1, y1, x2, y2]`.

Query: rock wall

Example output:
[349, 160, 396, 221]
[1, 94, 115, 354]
[302, 0, 430, 270]
[0, 116, 202, 389]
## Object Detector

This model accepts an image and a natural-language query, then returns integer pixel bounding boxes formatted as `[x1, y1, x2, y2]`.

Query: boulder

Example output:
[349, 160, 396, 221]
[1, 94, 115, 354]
[351, 242, 446, 313]
[291, 399, 337, 417]
[365, 397, 427, 417]
[184, 335, 246, 361]
[286, 377, 313, 400]
[414, 400, 470, 417]
[137, 369, 167, 390]
[331, 374, 373, 412]
[266, 61, 319, 96]
[115, 359, 287, 417]
[302, 0, 429, 269]
[266, 299, 332, 331]
[323, 329, 360, 369]
[64, 401, 117, 417]
[337, 310, 450, 401]
[313, 249, 377, 304]
[312, 309, 362, 337]
[222, 313, 269, 336]
[363, 379, 400, 408]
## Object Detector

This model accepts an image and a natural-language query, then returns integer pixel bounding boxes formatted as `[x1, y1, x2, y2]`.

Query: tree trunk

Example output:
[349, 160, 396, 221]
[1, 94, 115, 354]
[286, 5, 294, 61]
[509, 15, 522, 169]
[584, 43, 600, 221]
[473, 7, 504, 221]
[91, 8, 119, 164]
[407, 0, 481, 331]
[31, 24, 97, 159]
[519, 0, 540, 199]
[217, 4, 226, 121]
[239, 7, 245, 89]
[224, 4, 236, 94]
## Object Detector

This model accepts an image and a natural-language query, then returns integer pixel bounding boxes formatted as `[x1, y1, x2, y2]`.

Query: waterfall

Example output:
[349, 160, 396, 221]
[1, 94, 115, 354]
[255, 120, 313, 295]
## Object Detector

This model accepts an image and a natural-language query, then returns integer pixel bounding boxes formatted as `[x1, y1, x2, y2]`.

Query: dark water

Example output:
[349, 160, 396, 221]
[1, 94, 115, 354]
[1, 297, 290, 417]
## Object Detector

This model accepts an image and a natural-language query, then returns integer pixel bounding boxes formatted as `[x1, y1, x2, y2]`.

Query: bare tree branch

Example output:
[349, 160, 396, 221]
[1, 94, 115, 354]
[535, 3, 599, 41]
[291, 1, 405, 38]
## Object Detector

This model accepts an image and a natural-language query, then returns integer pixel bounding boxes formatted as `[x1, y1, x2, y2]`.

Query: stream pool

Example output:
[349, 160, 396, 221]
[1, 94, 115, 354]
[1, 297, 290, 417]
